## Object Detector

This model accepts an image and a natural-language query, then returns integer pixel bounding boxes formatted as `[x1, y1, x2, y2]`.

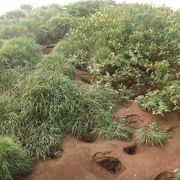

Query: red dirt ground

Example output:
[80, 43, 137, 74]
[26, 68, 180, 180]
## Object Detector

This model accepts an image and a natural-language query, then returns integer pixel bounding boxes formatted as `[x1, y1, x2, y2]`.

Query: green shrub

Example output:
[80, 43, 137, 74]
[0, 66, 130, 160]
[0, 136, 32, 180]
[0, 37, 42, 91]
[0, 37, 42, 70]
[0, 23, 32, 40]
[0, 69, 20, 91]
[135, 122, 168, 146]
[57, 4, 179, 109]
[47, 15, 76, 41]
[94, 118, 132, 141]
[136, 81, 180, 115]
[3, 10, 25, 20]
[66, 0, 115, 17]
[38, 53, 74, 78]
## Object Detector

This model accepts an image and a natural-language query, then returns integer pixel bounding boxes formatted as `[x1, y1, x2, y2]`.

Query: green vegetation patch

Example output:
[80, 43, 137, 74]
[0, 136, 32, 180]
[135, 122, 168, 146]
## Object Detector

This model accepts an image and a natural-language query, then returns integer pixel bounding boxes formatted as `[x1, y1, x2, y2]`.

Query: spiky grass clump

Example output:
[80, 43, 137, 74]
[0, 37, 42, 70]
[37, 52, 74, 78]
[0, 37, 42, 91]
[0, 67, 131, 160]
[95, 117, 132, 141]
[0, 136, 32, 180]
[135, 122, 168, 146]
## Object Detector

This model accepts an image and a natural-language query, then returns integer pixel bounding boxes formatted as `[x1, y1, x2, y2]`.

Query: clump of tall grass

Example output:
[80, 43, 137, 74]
[135, 122, 168, 146]
[0, 37, 42, 91]
[0, 67, 131, 160]
[0, 37, 42, 70]
[0, 136, 32, 180]
[94, 117, 132, 141]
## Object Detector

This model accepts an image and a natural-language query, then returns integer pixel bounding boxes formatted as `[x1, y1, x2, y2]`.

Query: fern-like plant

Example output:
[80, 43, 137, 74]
[135, 122, 168, 146]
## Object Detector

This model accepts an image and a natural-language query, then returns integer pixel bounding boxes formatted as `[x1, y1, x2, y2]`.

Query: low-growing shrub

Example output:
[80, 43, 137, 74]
[0, 37, 42, 91]
[95, 118, 132, 141]
[47, 15, 76, 41]
[0, 37, 42, 70]
[38, 52, 74, 78]
[57, 4, 179, 110]
[0, 136, 32, 180]
[136, 81, 180, 115]
[135, 122, 168, 146]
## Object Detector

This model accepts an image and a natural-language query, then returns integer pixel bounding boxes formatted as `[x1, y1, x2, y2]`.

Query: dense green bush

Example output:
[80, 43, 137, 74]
[0, 23, 32, 40]
[0, 37, 42, 70]
[135, 122, 168, 146]
[0, 136, 32, 180]
[47, 15, 76, 41]
[0, 50, 130, 160]
[136, 81, 180, 115]
[56, 4, 180, 111]
[66, 0, 114, 17]
[0, 37, 42, 91]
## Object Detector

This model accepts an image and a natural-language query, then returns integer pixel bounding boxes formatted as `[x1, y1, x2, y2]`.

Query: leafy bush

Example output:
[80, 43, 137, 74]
[57, 4, 179, 109]
[135, 122, 168, 146]
[38, 53, 74, 78]
[47, 15, 76, 41]
[0, 136, 32, 180]
[3, 10, 25, 20]
[136, 81, 180, 115]
[0, 23, 32, 40]
[66, 0, 114, 17]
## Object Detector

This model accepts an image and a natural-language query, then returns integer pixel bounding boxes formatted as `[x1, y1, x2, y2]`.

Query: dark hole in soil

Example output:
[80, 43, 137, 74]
[123, 144, 137, 155]
[154, 171, 174, 180]
[92, 152, 125, 174]
[98, 158, 120, 173]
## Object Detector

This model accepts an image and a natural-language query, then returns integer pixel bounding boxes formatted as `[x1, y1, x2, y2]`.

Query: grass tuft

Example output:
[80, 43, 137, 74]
[135, 122, 168, 146]
[0, 136, 32, 180]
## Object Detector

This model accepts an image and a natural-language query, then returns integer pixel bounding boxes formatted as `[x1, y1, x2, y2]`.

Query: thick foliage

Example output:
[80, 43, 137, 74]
[0, 51, 130, 160]
[0, 4, 78, 44]
[0, 136, 32, 180]
[0, 37, 42, 70]
[65, 0, 115, 17]
[135, 122, 168, 146]
[0, 37, 42, 91]
[55, 4, 180, 112]
[136, 81, 180, 115]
